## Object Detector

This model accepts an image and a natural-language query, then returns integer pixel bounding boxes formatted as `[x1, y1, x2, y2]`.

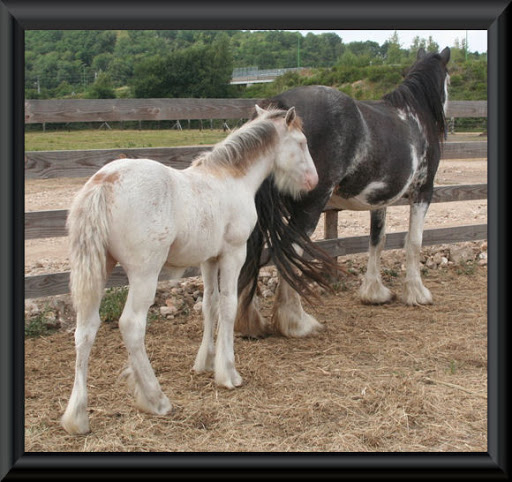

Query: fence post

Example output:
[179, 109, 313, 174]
[324, 210, 339, 276]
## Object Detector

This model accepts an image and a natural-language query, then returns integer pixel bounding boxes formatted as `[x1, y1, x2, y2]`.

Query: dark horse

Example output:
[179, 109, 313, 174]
[236, 47, 451, 338]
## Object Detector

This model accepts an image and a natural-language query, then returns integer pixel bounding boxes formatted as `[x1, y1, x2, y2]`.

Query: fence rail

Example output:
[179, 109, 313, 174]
[25, 99, 487, 125]
[25, 141, 487, 180]
[25, 98, 488, 299]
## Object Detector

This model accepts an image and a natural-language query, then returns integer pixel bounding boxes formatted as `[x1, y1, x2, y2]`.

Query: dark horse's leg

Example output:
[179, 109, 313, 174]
[235, 196, 329, 338]
[402, 199, 433, 304]
[271, 244, 324, 337]
[360, 208, 394, 304]
[235, 284, 269, 338]
[270, 198, 328, 337]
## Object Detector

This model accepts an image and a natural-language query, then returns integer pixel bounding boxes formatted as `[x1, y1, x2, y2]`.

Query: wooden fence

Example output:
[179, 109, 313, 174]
[25, 98, 488, 299]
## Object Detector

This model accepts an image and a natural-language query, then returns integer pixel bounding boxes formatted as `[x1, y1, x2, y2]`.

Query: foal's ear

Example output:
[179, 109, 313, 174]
[440, 47, 451, 65]
[417, 48, 426, 60]
[255, 104, 266, 117]
[285, 107, 296, 126]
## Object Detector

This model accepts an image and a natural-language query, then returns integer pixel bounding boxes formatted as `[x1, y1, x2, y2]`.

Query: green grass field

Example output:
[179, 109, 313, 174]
[25, 128, 486, 153]
[25, 129, 229, 152]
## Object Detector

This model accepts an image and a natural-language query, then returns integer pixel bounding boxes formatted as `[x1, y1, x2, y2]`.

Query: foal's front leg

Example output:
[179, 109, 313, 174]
[402, 201, 433, 305]
[194, 259, 219, 373]
[215, 247, 246, 389]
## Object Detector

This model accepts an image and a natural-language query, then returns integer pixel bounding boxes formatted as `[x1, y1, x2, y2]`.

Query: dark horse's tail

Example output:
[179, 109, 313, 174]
[237, 175, 340, 313]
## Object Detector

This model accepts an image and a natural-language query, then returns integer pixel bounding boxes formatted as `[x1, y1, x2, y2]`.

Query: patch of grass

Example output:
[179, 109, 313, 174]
[100, 287, 128, 323]
[331, 279, 349, 293]
[456, 260, 476, 276]
[382, 268, 399, 278]
[25, 307, 59, 338]
[99, 287, 160, 325]
[25, 129, 228, 152]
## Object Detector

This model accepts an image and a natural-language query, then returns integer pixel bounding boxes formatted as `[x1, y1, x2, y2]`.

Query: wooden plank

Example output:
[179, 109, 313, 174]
[25, 146, 212, 179]
[316, 224, 487, 258]
[24, 140, 487, 180]
[25, 265, 201, 300]
[25, 184, 488, 240]
[25, 99, 486, 124]
[441, 141, 486, 159]
[24, 224, 487, 299]
[25, 98, 262, 124]
[445, 100, 487, 118]
[25, 210, 68, 239]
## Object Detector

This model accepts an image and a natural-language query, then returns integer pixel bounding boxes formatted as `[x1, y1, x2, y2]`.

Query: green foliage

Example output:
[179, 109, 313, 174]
[132, 36, 234, 98]
[25, 29, 487, 102]
[84, 72, 116, 99]
[25, 306, 59, 338]
[100, 287, 128, 323]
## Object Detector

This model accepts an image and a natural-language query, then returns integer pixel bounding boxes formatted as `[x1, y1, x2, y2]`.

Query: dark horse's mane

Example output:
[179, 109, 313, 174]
[383, 51, 448, 143]
[238, 51, 448, 309]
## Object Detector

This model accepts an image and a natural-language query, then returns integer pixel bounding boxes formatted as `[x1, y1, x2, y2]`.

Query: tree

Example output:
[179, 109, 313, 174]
[132, 40, 234, 98]
[383, 31, 404, 64]
[84, 73, 116, 99]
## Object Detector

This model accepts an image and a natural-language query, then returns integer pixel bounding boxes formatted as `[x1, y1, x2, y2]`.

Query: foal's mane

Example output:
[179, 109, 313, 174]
[193, 108, 290, 176]
[383, 52, 448, 141]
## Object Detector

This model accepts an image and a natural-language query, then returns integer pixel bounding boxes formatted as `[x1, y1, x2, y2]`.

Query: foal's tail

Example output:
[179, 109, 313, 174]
[238, 177, 340, 310]
[67, 182, 112, 314]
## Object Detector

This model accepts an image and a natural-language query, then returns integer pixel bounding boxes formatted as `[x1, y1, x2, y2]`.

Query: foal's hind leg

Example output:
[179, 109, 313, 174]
[402, 202, 433, 305]
[360, 208, 394, 304]
[119, 270, 172, 415]
[61, 301, 102, 434]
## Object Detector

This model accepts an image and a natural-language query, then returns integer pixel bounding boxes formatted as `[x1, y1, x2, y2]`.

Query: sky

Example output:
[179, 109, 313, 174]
[298, 30, 487, 54]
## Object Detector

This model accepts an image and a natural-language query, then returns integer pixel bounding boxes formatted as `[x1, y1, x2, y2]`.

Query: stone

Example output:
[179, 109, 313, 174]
[449, 246, 474, 264]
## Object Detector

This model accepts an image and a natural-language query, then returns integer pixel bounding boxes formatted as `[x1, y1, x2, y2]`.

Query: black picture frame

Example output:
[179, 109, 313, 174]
[1, 0, 509, 479]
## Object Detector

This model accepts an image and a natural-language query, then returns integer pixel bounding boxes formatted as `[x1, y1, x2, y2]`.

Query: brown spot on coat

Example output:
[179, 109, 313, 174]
[91, 171, 120, 185]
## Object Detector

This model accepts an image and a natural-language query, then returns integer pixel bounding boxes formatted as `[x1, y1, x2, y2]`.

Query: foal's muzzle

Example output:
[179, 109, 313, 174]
[304, 170, 319, 191]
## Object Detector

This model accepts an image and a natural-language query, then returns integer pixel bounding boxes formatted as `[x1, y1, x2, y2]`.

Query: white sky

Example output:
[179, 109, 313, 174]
[297, 30, 487, 54]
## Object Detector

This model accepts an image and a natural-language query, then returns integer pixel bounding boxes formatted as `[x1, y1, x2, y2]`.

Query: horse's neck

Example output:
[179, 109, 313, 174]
[233, 152, 275, 196]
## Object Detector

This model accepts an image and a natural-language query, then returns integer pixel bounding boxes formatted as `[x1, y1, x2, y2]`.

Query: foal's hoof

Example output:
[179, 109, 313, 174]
[61, 411, 90, 435]
[215, 370, 243, 390]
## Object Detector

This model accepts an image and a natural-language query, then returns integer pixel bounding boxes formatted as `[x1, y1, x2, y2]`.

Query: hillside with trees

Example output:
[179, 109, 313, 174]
[25, 29, 487, 102]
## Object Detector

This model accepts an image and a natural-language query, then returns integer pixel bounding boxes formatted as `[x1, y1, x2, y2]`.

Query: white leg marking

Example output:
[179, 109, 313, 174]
[234, 285, 269, 338]
[402, 202, 433, 305]
[271, 243, 323, 338]
[272, 275, 323, 337]
[360, 241, 393, 304]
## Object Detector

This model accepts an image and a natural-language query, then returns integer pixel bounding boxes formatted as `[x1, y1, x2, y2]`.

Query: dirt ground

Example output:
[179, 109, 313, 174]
[24, 139, 488, 453]
[25, 261, 487, 453]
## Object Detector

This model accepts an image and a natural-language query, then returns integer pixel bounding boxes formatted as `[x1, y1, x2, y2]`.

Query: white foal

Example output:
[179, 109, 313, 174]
[61, 105, 318, 434]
